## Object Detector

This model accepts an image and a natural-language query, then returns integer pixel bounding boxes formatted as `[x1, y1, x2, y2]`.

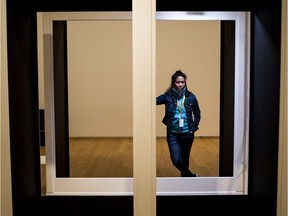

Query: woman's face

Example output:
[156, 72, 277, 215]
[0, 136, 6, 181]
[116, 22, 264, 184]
[174, 76, 186, 92]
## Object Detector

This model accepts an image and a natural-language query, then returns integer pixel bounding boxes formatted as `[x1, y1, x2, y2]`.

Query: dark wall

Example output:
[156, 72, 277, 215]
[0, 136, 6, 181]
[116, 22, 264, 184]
[7, 0, 281, 215]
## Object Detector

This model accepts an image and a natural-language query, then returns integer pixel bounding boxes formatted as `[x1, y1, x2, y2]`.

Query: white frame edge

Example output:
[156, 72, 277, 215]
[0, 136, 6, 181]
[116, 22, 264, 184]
[37, 11, 250, 196]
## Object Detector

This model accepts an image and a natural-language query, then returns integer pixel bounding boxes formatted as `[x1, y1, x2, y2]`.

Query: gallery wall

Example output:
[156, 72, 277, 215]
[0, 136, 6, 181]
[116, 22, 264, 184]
[39, 20, 220, 137]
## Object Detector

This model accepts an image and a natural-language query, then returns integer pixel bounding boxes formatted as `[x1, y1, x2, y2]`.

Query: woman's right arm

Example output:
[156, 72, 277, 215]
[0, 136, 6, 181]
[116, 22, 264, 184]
[156, 94, 166, 105]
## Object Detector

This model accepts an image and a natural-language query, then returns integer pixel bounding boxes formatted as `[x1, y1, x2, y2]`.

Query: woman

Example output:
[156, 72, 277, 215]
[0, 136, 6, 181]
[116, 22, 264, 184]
[156, 70, 201, 177]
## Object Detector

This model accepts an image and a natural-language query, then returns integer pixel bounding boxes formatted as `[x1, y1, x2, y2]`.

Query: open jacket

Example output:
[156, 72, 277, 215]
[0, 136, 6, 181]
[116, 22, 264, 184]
[156, 88, 201, 133]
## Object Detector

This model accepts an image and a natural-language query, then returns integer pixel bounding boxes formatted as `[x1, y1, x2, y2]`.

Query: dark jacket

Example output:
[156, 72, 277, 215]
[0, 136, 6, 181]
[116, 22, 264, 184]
[156, 88, 201, 132]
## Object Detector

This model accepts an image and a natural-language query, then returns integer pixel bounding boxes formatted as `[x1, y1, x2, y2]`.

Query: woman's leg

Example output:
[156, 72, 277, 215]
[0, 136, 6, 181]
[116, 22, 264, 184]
[166, 131, 191, 176]
[181, 132, 194, 170]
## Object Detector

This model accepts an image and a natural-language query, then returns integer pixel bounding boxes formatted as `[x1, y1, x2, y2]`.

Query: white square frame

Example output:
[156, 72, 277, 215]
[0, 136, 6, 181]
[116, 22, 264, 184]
[37, 11, 250, 196]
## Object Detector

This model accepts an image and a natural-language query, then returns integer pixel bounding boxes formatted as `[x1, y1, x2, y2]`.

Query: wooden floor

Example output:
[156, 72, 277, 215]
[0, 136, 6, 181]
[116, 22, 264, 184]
[40, 137, 219, 194]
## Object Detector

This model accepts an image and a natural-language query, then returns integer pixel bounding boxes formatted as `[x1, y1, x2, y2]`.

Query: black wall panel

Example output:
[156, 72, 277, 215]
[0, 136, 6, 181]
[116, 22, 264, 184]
[7, 0, 281, 215]
[52, 21, 70, 178]
[219, 21, 235, 177]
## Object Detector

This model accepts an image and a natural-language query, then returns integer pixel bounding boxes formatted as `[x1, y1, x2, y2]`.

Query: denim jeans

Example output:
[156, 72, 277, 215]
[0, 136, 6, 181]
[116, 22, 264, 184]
[166, 131, 195, 176]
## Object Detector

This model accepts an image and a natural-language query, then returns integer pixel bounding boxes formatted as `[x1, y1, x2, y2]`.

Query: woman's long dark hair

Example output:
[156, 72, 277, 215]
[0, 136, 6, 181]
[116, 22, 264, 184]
[166, 70, 188, 91]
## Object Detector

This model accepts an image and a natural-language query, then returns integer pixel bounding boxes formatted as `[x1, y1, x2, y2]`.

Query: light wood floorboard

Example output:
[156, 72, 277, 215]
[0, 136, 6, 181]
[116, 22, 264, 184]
[40, 137, 219, 194]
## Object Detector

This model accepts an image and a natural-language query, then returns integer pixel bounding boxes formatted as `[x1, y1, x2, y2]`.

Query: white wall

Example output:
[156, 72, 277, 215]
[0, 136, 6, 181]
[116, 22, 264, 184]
[277, 0, 288, 215]
[66, 20, 220, 137]
[1, 0, 13, 215]
[67, 21, 133, 137]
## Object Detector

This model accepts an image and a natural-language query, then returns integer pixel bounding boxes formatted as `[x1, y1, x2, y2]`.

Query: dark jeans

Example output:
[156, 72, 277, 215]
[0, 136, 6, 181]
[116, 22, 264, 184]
[166, 131, 195, 177]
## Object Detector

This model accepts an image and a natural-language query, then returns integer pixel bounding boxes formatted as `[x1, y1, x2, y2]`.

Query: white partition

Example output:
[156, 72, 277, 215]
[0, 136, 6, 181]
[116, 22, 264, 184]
[37, 11, 250, 196]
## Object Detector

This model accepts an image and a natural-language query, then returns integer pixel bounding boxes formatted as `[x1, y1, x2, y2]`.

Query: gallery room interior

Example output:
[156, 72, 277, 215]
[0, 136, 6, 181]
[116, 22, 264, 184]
[1, 0, 287, 216]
